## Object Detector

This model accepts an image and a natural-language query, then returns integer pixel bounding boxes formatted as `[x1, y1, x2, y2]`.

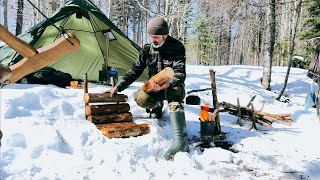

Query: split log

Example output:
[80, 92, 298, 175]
[142, 67, 174, 93]
[97, 122, 149, 138]
[84, 93, 128, 103]
[86, 103, 130, 116]
[87, 112, 133, 124]
[219, 101, 293, 127]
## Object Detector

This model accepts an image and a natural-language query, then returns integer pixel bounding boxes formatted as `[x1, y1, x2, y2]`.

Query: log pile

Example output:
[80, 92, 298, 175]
[219, 101, 293, 129]
[83, 74, 149, 138]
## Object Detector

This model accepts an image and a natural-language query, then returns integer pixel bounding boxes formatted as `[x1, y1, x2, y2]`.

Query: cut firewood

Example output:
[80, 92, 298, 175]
[84, 93, 128, 103]
[87, 112, 133, 124]
[86, 103, 130, 116]
[258, 112, 293, 124]
[97, 122, 149, 138]
[142, 67, 174, 93]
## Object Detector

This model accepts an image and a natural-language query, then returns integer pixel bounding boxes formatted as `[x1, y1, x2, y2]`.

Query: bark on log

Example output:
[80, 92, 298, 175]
[97, 122, 150, 138]
[219, 101, 293, 126]
[87, 112, 133, 124]
[86, 103, 130, 116]
[84, 93, 128, 103]
[142, 67, 174, 93]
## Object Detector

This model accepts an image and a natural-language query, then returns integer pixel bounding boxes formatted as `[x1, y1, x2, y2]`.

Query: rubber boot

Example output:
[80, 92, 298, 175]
[147, 101, 163, 119]
[164, 102, 189, 160]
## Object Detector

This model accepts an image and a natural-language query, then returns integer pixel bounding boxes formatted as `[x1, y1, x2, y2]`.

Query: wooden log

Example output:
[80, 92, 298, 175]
[97, 122, 150, 138]
[142, 67, 174, 93]
[84, 93, 128, 103]
[86, 103, 130, 116]
[8, 33, 80, 83]
[209, 69, 221, 135]
[87, 112, 133, 124]
[0, 24, 38, 59]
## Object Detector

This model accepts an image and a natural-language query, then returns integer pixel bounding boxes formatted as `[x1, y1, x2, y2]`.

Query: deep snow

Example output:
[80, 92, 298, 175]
[1, 65, 319, 180]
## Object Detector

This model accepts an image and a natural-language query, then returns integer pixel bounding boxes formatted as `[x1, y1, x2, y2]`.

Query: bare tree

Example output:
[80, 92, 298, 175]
[3, 0, 8, 28]
[277, 0, 303, 100]
[261, 0, 276, 90]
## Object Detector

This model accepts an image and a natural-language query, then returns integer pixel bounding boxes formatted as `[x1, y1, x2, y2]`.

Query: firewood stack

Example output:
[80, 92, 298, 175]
[83, 74, 149, 138]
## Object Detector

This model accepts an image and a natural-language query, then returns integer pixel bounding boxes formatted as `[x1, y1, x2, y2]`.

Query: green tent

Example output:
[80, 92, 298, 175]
[0, 0, 147, 82]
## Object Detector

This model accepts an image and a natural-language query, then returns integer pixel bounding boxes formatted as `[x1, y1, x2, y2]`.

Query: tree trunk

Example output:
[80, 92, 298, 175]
[276, 0, 302, 101]
[107, 0, 112, 20]
[15, 0, 24, 35]
[261, 0, 276, 90]
[3, 0, 8, 28]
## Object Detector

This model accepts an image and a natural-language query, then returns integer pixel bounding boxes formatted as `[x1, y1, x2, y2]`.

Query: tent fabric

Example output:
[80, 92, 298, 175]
[0, 0, 147, 82]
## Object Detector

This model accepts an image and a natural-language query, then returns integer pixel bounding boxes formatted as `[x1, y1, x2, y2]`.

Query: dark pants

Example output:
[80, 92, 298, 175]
[134, 86, 185, 109]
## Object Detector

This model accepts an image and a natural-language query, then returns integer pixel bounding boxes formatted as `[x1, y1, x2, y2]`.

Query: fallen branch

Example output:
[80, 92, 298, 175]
[219, 101, 293, 127]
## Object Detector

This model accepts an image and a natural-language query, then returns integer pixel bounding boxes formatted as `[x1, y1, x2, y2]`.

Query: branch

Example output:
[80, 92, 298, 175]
[134, 0, 158, 16]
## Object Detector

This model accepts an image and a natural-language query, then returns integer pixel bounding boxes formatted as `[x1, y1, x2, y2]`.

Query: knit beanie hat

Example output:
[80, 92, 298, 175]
[147, 17, 169, 35]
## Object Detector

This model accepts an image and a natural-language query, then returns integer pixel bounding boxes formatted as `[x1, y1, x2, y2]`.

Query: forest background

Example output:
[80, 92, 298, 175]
[0, 0, 319, 91]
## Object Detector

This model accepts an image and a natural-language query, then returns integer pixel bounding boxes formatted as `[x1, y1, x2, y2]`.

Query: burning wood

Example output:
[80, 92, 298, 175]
[199, 104, 217, 122]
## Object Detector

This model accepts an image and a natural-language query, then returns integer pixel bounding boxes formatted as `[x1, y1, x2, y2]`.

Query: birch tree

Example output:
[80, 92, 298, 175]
[261, 0, 276, 90]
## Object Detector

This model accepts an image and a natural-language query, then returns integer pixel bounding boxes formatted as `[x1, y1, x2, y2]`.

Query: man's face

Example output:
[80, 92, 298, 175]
[149, 35, 167, 46]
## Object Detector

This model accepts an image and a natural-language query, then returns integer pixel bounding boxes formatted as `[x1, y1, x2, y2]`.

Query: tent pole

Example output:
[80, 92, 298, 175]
[105, 35, 110, 69]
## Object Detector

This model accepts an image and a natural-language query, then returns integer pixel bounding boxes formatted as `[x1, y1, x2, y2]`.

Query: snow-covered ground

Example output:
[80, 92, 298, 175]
[1, 65, 319, 179]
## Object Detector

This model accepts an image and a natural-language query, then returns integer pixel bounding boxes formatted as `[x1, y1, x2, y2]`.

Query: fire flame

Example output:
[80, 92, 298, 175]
[200, 104, 212, 121]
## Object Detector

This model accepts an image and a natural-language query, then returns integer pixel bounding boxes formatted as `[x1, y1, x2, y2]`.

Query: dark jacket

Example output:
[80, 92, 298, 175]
[116, 36, 186, 92]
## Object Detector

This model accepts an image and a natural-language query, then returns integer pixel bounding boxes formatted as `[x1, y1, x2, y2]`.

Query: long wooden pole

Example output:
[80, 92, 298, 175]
[209, 69, 221, 135]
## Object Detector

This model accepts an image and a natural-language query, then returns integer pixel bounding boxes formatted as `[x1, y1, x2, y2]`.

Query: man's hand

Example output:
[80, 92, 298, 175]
[104, 86, 118, 97]
[148, 80, 170, 92]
